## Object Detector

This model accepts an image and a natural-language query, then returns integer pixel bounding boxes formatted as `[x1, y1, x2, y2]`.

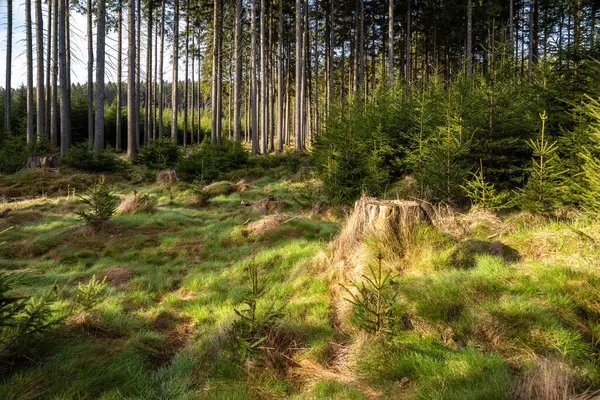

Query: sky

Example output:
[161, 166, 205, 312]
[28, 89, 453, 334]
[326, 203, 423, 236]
[0, 0, 182, 89]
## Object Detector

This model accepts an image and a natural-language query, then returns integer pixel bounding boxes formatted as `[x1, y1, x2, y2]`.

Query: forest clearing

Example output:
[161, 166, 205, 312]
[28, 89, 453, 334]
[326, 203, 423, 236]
[3, 0, 600, 398]
[0, 157, 599, 399]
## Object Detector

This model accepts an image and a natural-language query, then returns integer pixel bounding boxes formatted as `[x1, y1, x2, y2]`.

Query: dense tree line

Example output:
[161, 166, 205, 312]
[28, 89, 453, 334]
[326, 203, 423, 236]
[1, 0, 600, 207]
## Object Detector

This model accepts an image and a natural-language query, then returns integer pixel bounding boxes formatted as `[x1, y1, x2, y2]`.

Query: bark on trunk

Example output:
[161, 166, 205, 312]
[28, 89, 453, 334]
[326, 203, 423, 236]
[466, 0, 473, 77]
[4, 0, 11, 132]
[234, 0, 243, 141]
[26, 0, 34, 144]
[51, 0, 58, 146]
[159, 0, 165, 138]
[116, 1, 123, 150]
[388, 0, 394, 87]
[59, 0, 70, 155]
[251, 0, 259, 154]
[172, 0, 179, 142]
[94, 0, 106, 151]
[127, 0, 137, 158]
[295, 0, 303, 150]
[35, 0, 45, 141]
[87, 0, 94, 146]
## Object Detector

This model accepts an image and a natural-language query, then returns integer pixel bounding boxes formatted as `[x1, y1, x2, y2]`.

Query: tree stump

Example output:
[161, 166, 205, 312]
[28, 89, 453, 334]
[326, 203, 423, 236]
[363, 199, 431, 236]
[26, 156, 59, 169]
[156, 169, 179, 184]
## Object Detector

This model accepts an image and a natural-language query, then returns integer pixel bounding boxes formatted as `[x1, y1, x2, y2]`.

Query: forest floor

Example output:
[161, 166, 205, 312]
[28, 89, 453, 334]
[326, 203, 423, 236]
[0, 166, 600, 399]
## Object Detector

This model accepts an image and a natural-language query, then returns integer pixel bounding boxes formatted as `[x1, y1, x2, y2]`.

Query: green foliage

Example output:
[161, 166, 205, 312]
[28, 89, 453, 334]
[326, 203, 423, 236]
[176, 139, 248, 182]
[414, 112, 472, 203]
[0, 273, 62, 354]
[60, 142, 128, 173]
[313, 99, 393, 205]
[189, 179, 213, 207]
[0, 135, 58, 174]
[519, 112, 566, 214]
[76, 176, 119, 228]
[578, 96, 600, 212]
[75, 275, 108, 311]
[461, 161, 510, 210]
[134, 138, 180, 170]
[342, 255, 399, 334]
[233, 260, 284, 359]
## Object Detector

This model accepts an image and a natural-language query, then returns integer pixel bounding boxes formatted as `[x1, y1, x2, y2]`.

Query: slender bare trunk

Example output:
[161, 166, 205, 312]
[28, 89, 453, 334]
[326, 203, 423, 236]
[136, 0, 141, 148]
[405, 0, 411, 87]
[59, 0, 70, 155]
[260, 0, 267, 152]
[466, 0, 473, 76]
[127, 0, 137, 158]
[51, 0, 58, 146]
[234, 0, 242, 141]
[172, 0, 179, 142]
[94, 0, 106, 151]
[277, 0, 284, 152]
[116, 1, 122, 150]
[35, 0, 45, 141]
[26, 0, 34, 144]
[183, 1, 189, 147]
[146, 3, 153, 144]
[211, 0, 221, 143]
[295, 0, 303, 150]
[87, 0, 93, 146]
[388, 0, 394, 87]
[251, 0, 259, 153]
[4, 0, 11, 132]
[45, 0, 51, 139]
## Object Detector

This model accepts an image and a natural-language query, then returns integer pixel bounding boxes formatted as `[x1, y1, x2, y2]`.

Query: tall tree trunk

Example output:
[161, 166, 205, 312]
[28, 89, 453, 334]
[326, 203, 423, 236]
[4, 0, 11, 132]
[528, 0, 535, 81]
[26, 0, 34, 144]
[260, 0, 267, 153]
[87, 0, 94, 146]
[269, 1, 274, 152]
[388, 0, 394, 87]
[295, 0, 303, 150]
[356, 0, 364, 93]
[153, 14, 158, 139]
[466, 0, 472, 77]
[51, 0, 58, 146]
[509, 0, 514, 59]
[127, 0, 137, 158]
[313, 2, 319, 139]
[328, 0, 334, 113]
[191, 35, 195, 143]
[405, 0, 411, 88]
[94, 0, 106, 151]
[45, 0, 51, 139]
[211, 0, 221, 143]
[172, 0, 179, 142]
[251, 0, 259, 154]
[183, 1, 189, 147]
[277, 0, 284, 152]
[234, 0, 242, 141]
[159, 0, 165, 138]
[35, 0, 45, 141]
[116, 1, 123, 150]
[146, 3, 153, 145]
[136, 0, 141, 148]
[59, 0, 70, 155]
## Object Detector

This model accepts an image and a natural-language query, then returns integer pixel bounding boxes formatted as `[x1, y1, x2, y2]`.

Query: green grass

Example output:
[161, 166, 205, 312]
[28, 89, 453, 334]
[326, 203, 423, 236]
[1, 168, 600, 398]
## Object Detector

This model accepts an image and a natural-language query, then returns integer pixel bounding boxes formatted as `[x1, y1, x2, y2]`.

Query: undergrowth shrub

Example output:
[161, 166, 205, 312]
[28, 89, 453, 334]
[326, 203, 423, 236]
[579, 96, 600, 212]
[519, 111, 566, 214]
[134, 138, 180, 170]
[232, 260, 285, 359]
[176, 139, 248, 182]
[0, 273, 63, 355]
[77, 176, 119, 229]
[461, 161, 510, 210]
[189, 180, 213, 207]
[61, 142, 128, 173]
[0, 135, 58, 174]
[342, 255, 399, 334]
[75, 275, 108, 311]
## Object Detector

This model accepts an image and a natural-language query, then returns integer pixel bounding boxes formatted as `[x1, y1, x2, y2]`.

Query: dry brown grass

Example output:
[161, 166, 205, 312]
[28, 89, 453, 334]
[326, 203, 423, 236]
[432, 205, 511, 240]
[244, 215, 282, 237]
[116, 192, 156, 215]
[512, 358, 573, 400]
